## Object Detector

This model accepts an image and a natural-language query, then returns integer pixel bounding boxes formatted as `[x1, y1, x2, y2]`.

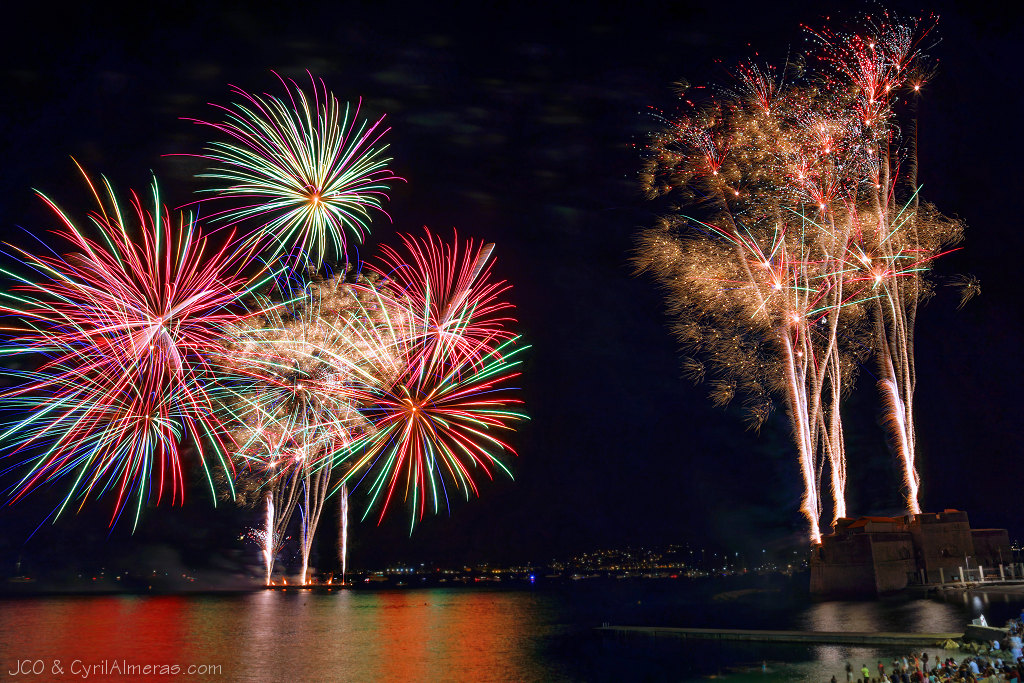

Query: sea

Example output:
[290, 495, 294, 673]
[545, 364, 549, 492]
[2, 576, 1023, 682]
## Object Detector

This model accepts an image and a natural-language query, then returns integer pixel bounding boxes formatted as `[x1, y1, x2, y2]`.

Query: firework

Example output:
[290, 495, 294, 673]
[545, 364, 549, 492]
[188, 72, 401, 269]
[310, 231, 528, 530]
[264, 494, 275, 584]
[0, 169, 270, 526]
[242, 495, 276, 584]
[338, 335, 527, 530]
[215, 229, 526, 560]
[368, 229, 516, 373]
[637, 11, 963, 540]
[637, 211, 869, 542]
[216, 273, 410, 466]
[215, 271, 410, 581]
[807, 11, 959, 516]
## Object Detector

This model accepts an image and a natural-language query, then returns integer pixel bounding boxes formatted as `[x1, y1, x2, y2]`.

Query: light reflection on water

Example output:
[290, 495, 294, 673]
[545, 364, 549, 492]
[676, 588, 1024, 682]
[793, 599, 963, 680]
[800, 596, 962, 632]
[0, 589, 569, 682]
[0, 586, 1021, 682]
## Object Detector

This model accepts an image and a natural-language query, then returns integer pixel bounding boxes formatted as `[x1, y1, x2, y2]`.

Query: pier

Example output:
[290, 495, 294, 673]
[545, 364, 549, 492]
[596, 626, 963, 647]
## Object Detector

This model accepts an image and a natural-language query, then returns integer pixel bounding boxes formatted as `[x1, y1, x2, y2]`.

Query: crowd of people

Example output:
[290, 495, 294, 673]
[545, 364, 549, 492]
[831, 616, 1024, 683]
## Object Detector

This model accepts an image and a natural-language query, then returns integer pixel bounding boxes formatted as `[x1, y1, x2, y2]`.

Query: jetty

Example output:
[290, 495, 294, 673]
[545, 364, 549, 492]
[596, 626, 963, 647]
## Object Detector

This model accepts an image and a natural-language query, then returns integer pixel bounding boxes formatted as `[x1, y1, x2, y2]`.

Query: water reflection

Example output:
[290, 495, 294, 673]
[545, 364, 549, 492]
[0, 590, 559, 682]
[1, 587, 1022, 682]
[796, 600, 959, 673]
[800, 597, 961, 633]
[3, 596, 193, 665]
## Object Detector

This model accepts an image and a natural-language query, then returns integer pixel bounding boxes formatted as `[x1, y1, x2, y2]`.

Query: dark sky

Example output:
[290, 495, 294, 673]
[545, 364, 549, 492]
[0, 1, 1021, 578]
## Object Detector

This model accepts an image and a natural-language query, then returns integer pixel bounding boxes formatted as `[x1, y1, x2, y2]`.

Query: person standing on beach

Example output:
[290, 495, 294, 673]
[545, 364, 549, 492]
[861, 664, 871, 680]
[846, 661, 854, 682]
[879, 661, 886, 678]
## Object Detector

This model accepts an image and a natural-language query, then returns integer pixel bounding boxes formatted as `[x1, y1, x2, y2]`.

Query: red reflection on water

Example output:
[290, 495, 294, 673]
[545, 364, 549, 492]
[367, 590, 533, 682]
[0, 590, 548, 681]
[366, 590, 435, 680]
[3, 596, 191, 679]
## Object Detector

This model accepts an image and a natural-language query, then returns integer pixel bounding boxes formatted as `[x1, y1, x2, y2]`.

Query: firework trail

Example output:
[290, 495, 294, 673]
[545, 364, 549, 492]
[298, 451, 332, 584]
[265, 494, 275, 584]
[809, 13, 962, 515]
[338, 482, 348, 584]
[636, 194, 868, 542]
[0, 169, 271, 526]
[636, 11, 963, 539]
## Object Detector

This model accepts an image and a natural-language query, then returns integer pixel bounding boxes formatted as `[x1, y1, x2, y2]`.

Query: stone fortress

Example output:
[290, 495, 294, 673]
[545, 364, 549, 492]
[810, 510, 1014, 596]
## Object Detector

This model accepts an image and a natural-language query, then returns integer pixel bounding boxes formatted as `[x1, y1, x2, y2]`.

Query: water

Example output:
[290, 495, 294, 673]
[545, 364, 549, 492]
[2, 580, 1022, 682]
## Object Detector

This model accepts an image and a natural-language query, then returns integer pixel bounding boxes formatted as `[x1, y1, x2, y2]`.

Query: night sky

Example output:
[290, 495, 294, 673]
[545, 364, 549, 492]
[0, 1, 1021, 580]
